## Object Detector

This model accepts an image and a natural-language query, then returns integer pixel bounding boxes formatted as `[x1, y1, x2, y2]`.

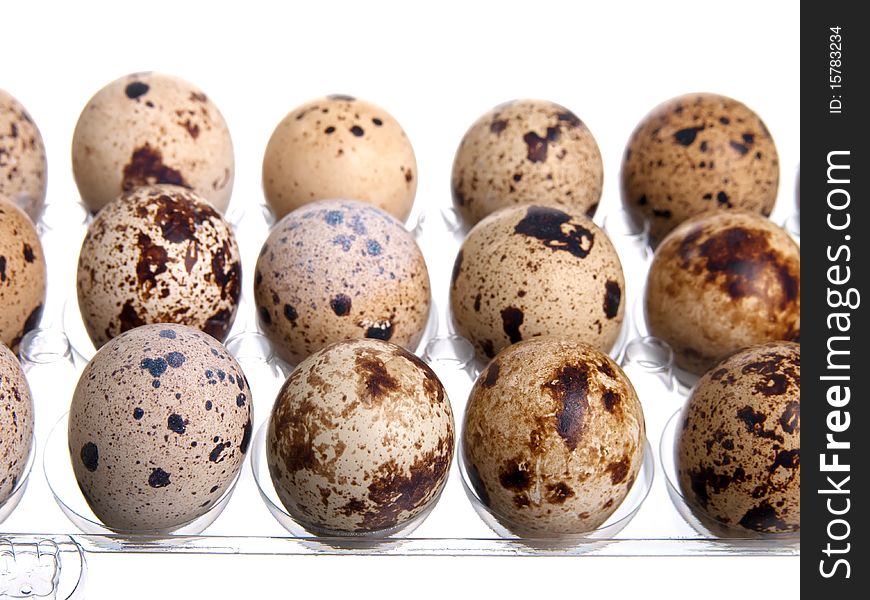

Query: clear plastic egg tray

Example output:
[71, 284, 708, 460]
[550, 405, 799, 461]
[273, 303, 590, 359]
[1, 177, 800, 597]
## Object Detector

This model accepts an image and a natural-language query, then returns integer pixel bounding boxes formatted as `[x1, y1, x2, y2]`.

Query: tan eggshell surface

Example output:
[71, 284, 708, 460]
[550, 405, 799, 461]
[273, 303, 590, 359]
[262, 95, 417, 221]
[676, 342, 800, 534]
[77, 185, 241, 349]
[68, 324, 253, 531]
[463, 338, 645, 535]
[452, 99, 603, 226]
[0, 90, 47, 221]
[645, 211, 800, 375]
[0, 343, 34, 505]
[621, 93, 779, 241]
[450, 205, 624, 362]
[254, 199, 430, 366]
[267, 339, 454, 534]
[72, 72, 234, 213]
[0, 199, 46, 351]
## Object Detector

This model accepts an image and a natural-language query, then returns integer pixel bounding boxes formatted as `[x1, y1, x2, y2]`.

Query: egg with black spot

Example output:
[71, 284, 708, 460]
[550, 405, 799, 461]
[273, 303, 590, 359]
[676, 342, 800, 534]
[462, 338, 645, 535]
[72, 72, 235, 214]
[0, 342, 34, 506]
[0, 198, 46, 351]
[262, 95, 417, 221]
[77, 185, 241, 348]
[267, 338, 454, 534]
[0, 89, 47, 221]
[622, 93, 779, 241]
[452, 99, 603, 226]
[68, 324, 252, 531]
[254, 199, 430, 365]
[450, 204, 624, 363]
[645, 211, 799, 375]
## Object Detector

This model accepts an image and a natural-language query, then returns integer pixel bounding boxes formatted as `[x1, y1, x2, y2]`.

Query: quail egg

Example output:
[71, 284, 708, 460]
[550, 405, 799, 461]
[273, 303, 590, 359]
[0, 89, 47, 221]
[0, 342, 34, 506]
[452, 99, 603, 225]
[72, 72, 234, 213]
[267, 338, 454, 534]
[68, 323, 252, 531]
[263, 95, 417, 221]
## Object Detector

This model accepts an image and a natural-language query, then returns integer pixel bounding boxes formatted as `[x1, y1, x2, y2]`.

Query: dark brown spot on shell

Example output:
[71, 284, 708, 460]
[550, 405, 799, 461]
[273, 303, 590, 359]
[602, 389, 620, 413]
[490, 119, 508, 134]
[151, 192, 219, 244]
[546, 482, 575, 504]
[22, 243, 35, 263]
[688, 466, 746, 509]
[122, 144, 189, 192]
[118, 300, 145, 333]
[607, 457, 631, 484]
[770, 449, 800, 472]
[603, 280, 621, 319]
[135, 232, 168, 292]
[125, 81, 149, 99]
[523, 128, 560, 162]
[543, 364, 589, 450]
[556, 111, 582, 128]
[283, 304, 298, 325]
[738, 501, 790, 532]
[210, 240, 241, 303]
[779, 401, 800, 434]
[330, 294, 352, 316]
[674, 126, 704, 146]
[355, 352, 399, 400]
[500, 306, 524, 343]
[514, 205, 595, 258]
[482, 361, 500, 388]
[499, 459, 532, 492]
[736, 406, 784, 442]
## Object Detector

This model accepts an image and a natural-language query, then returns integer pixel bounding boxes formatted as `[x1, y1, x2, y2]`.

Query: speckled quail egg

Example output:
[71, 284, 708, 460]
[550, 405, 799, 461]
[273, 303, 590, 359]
[622, 93, 779, 241]
[645, 211, 799, 375]
[452, 100, 603, 226]
[77, 185, 241, 348]
[462, 338, 645, 535]
[676, 341, 800, 534]
[254, 199, 430, 365]
[262, 95, 417, 221]
[0, 199, 46, 351]
[68, 323, 253, 531]
[0, 89, 47, 222]
[72, 72, 234, 214]
[0, 342, 34, 506]
[451, 204, 624, 362]
[267, 338, 454, 535]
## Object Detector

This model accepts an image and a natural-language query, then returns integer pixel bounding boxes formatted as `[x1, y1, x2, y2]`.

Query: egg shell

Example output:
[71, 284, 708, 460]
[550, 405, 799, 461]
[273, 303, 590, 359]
[676, 342, 800, 534]
[462, 338, 645, 535]
[0, 199, 46, 351]
[621, 93, 779, 241]
[267, 338, 454, 534]
[262, 95, 417, 221]
[645, 211, 799, 375]
[77, 185, 241, 348]
[72, 72, 234, 214]
[254, 199, 430, 366]
[0, 343, 34, 505]
[68, 323, 253, 531]
[0, 90, 47, 221]
[452, 99, 603, 226]
[450, 204, 624, 362]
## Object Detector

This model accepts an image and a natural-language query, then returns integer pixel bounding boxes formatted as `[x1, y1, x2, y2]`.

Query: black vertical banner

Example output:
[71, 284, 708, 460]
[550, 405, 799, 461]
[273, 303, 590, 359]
[802, 3, 868, 596]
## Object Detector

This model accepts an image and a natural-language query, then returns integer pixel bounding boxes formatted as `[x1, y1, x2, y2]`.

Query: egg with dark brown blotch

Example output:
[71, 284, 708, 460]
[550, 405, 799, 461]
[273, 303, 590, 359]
[462, 338, 645, 535]
[452, 99, 603, 226]
[0, 199, 46, 351]
[267, 338, 454, 534]
[77, 185, 241, 348]
[0, 342, 34, 505]
[676, 342, 800, 534]
[254, 199, 430, 366]
[68, 324, 252, 531]
[645, 211, 799, 375]
[621, 93, 779, 241]
[0, 89, 47, 221]
[451, 204, 624, 363]
[72, 72, 234, 214]
[263, 95, 417, 222]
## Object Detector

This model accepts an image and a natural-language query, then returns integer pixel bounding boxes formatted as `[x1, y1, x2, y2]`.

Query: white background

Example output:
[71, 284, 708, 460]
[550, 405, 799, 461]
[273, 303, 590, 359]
[3, 1, 799, 598]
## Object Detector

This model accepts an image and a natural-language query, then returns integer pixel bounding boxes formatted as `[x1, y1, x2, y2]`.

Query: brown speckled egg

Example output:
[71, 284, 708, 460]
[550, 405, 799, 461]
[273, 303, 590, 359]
[268, 338, 453, 534]
[254, 199, 430, 365]
[452, 100, 603, 226]
[0, 342, 34, 505]
[622, 93, 779, 241]
[262, 95, 417, 221]
[77, 185, 241, 348]
[645, 211, 799, 375]
[676, 342, 800, 534]
[0, 90, 47, 221]
[463, 338, 645, 535]
[451, 205, 624, 362]
[0, 199, 46, 351]
[68, 324, 253, 531]
[72, 72, 234, 214]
